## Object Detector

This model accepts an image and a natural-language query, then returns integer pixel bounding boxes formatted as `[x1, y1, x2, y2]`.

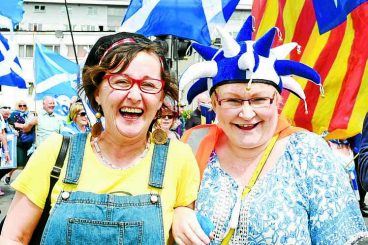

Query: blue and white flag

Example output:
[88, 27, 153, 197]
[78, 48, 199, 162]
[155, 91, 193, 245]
[0, 33, 27, 88]
[0, 0, 24, 30]
[200, 104, 216, 124]
[313, 0, 368, 33]
[34, 43, 80, 116]
[120, 0, 240, 45]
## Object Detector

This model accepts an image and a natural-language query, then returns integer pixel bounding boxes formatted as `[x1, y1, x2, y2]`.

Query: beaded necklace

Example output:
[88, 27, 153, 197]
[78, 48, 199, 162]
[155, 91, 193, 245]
[92, 137, 150, 170]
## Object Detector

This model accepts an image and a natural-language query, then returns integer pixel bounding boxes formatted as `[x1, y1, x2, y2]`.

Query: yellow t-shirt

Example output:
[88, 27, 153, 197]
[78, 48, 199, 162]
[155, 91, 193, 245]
[12, 133, 200, 243]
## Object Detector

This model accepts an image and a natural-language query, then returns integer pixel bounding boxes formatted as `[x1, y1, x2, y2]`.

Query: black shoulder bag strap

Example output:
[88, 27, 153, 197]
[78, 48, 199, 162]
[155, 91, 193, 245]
[29, 135, 70, 245]
[0, 135, 71, 244]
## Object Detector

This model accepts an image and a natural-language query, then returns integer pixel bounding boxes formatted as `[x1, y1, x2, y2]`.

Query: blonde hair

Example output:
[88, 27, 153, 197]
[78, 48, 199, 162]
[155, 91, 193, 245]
[15, 100, 28, 110]
[69, 102, 84, 122]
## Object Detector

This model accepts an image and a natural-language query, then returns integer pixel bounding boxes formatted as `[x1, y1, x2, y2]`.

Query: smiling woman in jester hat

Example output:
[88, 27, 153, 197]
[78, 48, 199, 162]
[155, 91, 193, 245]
[172, 16, 368, 245]
[1, 32, 201, 244]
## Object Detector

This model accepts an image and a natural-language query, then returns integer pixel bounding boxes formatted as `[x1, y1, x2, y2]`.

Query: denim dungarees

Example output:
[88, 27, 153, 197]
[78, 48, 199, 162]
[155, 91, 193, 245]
[41, 133, 170, 245]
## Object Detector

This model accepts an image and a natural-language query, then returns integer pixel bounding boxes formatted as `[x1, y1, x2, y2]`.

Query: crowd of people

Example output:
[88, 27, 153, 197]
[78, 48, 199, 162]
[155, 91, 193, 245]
[0, 97, 91, 195]
[0, 19, 368, 245]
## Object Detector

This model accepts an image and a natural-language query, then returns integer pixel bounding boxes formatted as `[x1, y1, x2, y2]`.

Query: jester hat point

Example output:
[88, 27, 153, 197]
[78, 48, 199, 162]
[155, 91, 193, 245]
[179, 16, 322, 113]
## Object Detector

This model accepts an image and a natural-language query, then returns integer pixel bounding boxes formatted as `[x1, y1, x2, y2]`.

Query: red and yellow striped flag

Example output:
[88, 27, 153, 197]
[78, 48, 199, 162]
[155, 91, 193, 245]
[252, 1, 368, 140]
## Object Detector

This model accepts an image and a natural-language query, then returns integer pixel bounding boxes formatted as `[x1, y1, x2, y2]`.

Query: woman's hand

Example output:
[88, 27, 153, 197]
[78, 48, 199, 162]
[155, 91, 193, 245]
[4, 151, 10, 163]
[172, 206, 211, 245]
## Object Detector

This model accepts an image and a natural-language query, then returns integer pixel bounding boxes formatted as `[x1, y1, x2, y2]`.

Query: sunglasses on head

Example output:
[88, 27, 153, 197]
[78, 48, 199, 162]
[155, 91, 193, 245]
[18, 104, 27, 108]
[78, 112, 87, 117]
[1, 106, 11, 110]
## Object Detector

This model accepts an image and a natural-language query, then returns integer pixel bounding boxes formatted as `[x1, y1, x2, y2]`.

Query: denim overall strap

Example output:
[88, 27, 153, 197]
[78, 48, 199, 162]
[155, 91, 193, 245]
[63, 133, 88, 184]
[148, 140, 170, 189]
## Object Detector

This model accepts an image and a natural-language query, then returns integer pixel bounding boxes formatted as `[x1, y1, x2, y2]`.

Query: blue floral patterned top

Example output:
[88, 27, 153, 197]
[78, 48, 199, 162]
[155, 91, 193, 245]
[196, 132, 368, 244]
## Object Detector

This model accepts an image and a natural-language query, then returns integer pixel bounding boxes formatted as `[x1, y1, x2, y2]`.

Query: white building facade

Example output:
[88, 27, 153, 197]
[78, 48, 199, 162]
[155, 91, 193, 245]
[0, 0, 251, 109]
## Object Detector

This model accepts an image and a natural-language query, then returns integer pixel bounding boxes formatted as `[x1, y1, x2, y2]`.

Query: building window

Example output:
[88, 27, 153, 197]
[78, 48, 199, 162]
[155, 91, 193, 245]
[44, 45, 61, 54]
[34, 5, 46, 13]
[67, 45, 91, 58]
[108, 7, 124, 16]
[87, 7, 97, 15]
[19, 44, 34, 58]
[61, 6, 72, 14]
[230, 11, 247, 21]
[28, 23, 42, 31]
[81, 25, 96, 31]
[63, 24, 76, 31]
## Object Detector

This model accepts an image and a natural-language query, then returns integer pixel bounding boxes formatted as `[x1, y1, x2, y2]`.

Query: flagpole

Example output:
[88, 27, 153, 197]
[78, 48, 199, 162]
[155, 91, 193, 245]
[64, 0, 78, 65]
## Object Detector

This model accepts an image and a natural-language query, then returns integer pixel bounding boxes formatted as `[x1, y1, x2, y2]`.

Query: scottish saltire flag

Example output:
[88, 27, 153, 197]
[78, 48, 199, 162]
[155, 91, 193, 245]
[34, 43, 80, 116]
[0, 0, 24, 29]
[312, 0, 368, 34]
[120, 0, 240, 45]
[200, 105, 216, 124]
[0, 33, 27, 88]
[252, 0, 368, 140]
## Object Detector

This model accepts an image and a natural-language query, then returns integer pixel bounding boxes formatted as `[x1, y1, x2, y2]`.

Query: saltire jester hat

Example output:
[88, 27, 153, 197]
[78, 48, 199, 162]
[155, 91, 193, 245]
[179, 16, 323, 113]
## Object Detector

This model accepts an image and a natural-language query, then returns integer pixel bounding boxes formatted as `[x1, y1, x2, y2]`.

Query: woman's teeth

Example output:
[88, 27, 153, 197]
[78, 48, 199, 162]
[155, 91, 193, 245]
[238, 123, 257, 130]
[120, 108, 143, 113]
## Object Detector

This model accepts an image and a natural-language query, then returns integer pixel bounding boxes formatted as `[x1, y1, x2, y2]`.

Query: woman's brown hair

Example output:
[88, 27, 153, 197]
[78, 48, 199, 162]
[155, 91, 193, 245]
[80, 32, 178, 115]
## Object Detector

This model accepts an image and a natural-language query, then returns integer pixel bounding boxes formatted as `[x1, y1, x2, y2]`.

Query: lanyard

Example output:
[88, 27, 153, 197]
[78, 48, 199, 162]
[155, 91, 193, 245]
[221, 134, 279, 245]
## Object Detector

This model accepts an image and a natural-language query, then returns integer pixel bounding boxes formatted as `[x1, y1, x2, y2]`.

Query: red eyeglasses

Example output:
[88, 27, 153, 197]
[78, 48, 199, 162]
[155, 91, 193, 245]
[103, 74, 165, 94]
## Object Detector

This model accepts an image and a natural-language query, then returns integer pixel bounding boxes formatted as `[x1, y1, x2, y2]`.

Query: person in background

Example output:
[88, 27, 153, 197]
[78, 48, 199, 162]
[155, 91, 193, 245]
[185, 93, 211, 130]
[61, 102, 90, 136]
[359, 113, 368, 199]
[348, 134, 368, 217]
[0, 105, 15, 190]
[153, 105, 180, 140]
[0, 112, 10, 196]
[5, 100, 36, 185]
[176, 102, 187, 137]
[65, 96, 80, 125]
[36, 96, 63, 146]
[0, 32, 201, 244]
[173, 18, 367, 244]
[0, 106, 13, 132]
[0, 105, 13, 150]
[327, 138, 363, 215]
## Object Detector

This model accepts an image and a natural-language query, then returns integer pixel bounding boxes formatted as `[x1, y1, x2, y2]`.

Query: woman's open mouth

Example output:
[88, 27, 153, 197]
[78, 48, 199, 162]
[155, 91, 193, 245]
[119, 107, 144, 119]
[236, 122, 259, 130]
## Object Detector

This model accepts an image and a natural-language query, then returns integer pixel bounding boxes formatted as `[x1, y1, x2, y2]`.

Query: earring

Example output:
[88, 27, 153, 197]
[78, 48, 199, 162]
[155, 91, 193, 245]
[150, 109, 167, 144]
[151, 127, 168, 145]
[91, 106, 103, 137]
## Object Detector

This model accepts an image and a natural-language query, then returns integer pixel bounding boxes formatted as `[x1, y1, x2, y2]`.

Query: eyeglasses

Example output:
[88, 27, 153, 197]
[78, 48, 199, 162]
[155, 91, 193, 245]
[18, 104, 27, 108]
[1, 106, 11, 110]
[215, 91, 275, 109]
[103, 74, 165, 94]
[78, 112, 87, 117]
[162, 115, 174, 120]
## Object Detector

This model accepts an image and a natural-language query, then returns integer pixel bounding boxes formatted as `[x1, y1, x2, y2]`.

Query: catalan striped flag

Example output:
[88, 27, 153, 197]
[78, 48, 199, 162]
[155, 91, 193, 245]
[252, 1, 368, 140]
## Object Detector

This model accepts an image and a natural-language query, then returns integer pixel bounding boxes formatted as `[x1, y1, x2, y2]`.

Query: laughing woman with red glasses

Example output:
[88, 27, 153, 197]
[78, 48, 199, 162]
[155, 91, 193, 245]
[61, 102, 90, 136]
[1, 32, 201, 245]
